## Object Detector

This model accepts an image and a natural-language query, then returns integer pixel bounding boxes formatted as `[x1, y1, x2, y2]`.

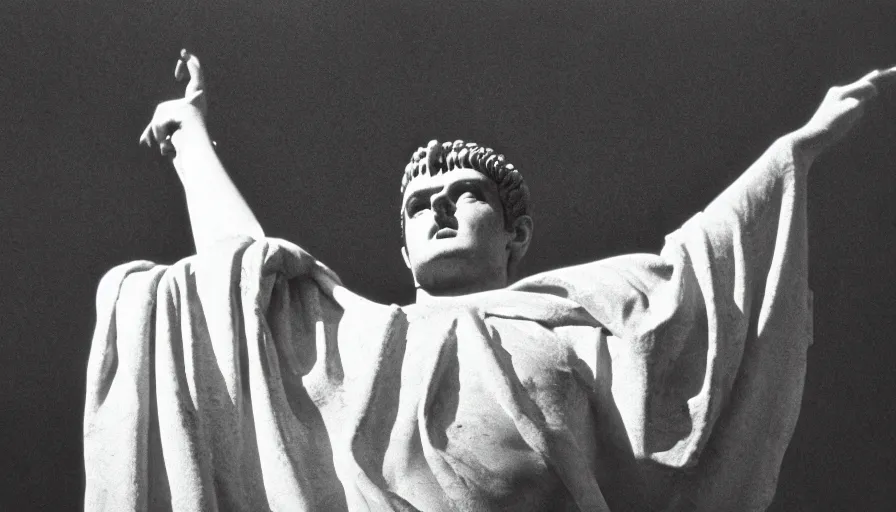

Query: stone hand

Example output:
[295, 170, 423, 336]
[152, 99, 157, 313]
[793, 65, 896, 163]
[139, 49, 208, 156]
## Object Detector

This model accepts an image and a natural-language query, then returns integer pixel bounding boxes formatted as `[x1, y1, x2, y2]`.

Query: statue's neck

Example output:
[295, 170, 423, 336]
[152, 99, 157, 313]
[414, 276, 507, 303]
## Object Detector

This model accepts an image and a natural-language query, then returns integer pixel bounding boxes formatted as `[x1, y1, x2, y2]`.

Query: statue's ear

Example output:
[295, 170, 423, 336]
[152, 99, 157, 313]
[507, 215, 533, 270]
[401, 245, 412, 269]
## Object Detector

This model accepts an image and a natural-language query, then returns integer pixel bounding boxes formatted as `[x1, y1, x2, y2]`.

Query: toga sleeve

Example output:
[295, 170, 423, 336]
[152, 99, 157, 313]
[513, 137, 812, 510]
[83, 236, 353, 511]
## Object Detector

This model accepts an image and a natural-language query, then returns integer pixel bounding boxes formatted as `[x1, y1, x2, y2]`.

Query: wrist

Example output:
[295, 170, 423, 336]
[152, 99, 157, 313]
[169, 112, 220, 186]
[778, 129, 818, 171]
[170, 114, 213, 152]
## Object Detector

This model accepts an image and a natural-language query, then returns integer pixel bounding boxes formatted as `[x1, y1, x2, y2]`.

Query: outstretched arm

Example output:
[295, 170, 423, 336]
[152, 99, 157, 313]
[698, 65, 896, 232]
[140, 50, 264, 254]
[511, 66, 895, 509]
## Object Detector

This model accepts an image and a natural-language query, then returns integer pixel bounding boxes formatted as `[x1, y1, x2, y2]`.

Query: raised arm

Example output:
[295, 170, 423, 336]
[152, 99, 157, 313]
[510, 66, 895, 509]
[692, 65, 896, 247]
[140, 50, 264, 254]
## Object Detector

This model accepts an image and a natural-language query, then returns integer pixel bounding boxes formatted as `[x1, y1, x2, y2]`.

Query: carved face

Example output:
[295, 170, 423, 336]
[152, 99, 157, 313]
[401, 168, 514, 293]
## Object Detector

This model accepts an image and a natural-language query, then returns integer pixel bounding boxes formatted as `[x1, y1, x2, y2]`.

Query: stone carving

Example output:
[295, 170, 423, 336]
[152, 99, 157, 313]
[84, 51, 896, 511]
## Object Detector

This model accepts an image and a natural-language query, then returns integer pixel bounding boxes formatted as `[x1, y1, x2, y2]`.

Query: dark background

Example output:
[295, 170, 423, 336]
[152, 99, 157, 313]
[1, 0, 894, 509]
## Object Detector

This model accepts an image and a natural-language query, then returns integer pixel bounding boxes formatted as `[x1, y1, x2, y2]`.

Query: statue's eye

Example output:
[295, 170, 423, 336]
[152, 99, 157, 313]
[407, 199, 428, 217]
[457, 186, 483, 202]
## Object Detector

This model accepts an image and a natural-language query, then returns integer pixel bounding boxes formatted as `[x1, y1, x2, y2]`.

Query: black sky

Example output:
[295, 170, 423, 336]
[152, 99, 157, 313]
[1, 0, 894, 509]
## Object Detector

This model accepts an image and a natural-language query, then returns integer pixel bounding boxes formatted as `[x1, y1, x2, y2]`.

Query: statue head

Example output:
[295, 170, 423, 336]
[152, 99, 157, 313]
[400, 140, 533, 297]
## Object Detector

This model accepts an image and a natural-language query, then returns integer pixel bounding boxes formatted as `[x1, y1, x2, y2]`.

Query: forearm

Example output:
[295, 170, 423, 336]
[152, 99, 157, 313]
[170, 121, 265, 253]
[659, 131, 810, 308]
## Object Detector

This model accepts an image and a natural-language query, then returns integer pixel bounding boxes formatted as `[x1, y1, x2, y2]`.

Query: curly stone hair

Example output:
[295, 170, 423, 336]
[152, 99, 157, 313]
[400, 139, 531, 241]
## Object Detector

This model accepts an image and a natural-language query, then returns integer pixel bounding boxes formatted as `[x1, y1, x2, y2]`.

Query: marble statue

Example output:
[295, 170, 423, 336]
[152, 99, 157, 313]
[83, 50, 896, 511]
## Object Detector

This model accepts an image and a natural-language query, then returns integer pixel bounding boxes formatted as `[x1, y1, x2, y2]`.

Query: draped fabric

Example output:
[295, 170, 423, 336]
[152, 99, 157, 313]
[84, 138, 811, 511]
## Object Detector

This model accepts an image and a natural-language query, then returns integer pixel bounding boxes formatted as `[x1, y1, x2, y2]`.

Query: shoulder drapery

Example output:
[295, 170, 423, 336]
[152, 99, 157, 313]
[513, 137, 812, 510]
[85, 239, 353, 511]
[84, 138, 810, 511]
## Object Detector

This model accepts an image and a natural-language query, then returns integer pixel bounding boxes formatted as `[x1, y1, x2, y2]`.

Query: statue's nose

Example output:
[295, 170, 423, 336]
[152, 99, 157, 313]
[432, 194, 456, 221]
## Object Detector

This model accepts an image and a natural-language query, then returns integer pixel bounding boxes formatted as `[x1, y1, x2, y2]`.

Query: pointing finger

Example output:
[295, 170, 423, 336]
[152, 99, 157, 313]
[174, 49, 206, 98]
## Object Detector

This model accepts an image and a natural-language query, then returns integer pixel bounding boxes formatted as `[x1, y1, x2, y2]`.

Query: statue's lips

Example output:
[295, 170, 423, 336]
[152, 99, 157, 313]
[434, 228, 457, 239]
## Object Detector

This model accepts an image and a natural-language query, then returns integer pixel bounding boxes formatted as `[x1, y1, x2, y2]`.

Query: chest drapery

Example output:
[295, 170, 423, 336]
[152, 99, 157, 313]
[332, 293, 620, 511]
